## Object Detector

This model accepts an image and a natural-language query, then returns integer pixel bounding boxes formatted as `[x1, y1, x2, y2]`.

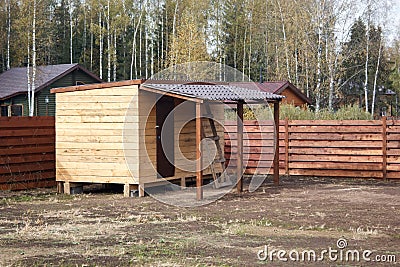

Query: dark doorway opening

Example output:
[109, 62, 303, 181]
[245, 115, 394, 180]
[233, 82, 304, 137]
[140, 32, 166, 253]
[156, 96, 175, 178]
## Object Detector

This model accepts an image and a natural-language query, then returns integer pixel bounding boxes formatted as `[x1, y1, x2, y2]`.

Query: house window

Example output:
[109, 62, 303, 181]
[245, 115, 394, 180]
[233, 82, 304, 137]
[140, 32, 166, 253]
[11, 105, 23, 116]
[1, 106, 8, 116]
[0, 105, 23, 116]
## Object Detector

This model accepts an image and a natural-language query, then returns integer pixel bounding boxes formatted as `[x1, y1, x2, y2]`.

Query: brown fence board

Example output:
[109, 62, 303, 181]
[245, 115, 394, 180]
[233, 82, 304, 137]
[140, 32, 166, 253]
[0, 117, 55, 190]
[0, 128, 55, 137]
[0, 136, 55, 146]
[0, 116, 55, 128]
[0, 170, 55, 183]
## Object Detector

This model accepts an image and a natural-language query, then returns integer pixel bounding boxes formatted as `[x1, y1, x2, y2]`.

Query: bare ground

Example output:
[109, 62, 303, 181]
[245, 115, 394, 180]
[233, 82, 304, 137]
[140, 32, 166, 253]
[0, 176, 399, 267]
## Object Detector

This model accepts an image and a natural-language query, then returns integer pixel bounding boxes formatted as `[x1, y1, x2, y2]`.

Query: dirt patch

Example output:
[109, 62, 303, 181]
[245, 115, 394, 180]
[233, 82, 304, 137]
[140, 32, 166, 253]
[0, 176, 399, 266]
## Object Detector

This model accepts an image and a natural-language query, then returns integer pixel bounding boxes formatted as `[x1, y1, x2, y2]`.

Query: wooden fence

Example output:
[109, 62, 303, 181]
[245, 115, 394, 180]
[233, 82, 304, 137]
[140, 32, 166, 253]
[1, 117, 399, 191]
[0, 116, 56, 190]
[225, 118, 400, 179]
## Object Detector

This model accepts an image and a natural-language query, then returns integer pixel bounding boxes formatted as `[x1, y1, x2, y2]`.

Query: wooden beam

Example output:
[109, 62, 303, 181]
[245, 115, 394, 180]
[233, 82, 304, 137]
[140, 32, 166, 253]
[51, 79, 144, 94]
[273, 102, 280, 185]
[196, 102, 203, 200]
[140, 86, 204, 103]
[237, 100, 244, 193]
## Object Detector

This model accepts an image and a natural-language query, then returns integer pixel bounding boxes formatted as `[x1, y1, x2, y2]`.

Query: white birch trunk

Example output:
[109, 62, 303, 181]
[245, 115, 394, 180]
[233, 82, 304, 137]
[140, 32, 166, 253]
[113, 29, 117, 81]
[247, 0, 253, 82]
[139, 24, 142, 77]
[315, 19, 323, 112]
[27, 32, 31, 116]
[6, 0, 11, 70]
[90, 15, 93, 71]
[371, 40, 382, 118]
[305, 54, 310, 98]
[30, 0, 37, 117]
[83, 0, 87, 64]
[295, 44, 299, 87]
[69, 0, 73, 64]
[171, 0, 178, 67]
[264, 0, 268, 80]
[99, 11, 103, 80]
[364, 0, 371, 112]
[130, 3, 144, 79]
[242, 27, 246, 81]
[161, 4, 164, 68]
[107, 0, 111, 82]
[145, 23, 148, 79]
[277, 0, 290, 82]
[233, 20, 238, 80]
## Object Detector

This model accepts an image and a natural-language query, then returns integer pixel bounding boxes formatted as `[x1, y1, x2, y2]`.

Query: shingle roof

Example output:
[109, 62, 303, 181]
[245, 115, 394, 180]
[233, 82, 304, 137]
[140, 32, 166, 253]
[142, 83, 284, 101]
[0, 64, 101, 100]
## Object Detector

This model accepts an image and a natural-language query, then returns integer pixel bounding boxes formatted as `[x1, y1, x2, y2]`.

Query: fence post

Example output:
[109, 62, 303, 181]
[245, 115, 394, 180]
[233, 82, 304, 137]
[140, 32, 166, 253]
[285, 118, 289, 176]
[382, 116, 387, 180]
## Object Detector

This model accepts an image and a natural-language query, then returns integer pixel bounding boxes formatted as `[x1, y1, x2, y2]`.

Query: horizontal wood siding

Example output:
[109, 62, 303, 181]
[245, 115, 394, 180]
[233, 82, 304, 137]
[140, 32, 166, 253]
[0, 116, 55, 190]
[55, 85, 139, 184]
[225, 119, 400, 179]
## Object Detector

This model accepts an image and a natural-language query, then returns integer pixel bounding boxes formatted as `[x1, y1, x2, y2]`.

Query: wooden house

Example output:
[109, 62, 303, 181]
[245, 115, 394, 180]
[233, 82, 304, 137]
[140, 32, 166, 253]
[256, 81, 311, 106]
[51, 80, 283, 199]
[0, 64, 102, 116]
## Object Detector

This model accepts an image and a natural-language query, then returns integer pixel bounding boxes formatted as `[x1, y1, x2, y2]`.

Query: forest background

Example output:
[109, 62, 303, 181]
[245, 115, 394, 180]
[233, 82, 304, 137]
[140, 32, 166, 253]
[1, 0, 400, 117]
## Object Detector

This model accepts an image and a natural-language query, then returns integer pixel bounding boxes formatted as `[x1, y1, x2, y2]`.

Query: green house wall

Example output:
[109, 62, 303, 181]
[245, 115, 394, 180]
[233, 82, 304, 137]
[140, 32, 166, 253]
[0, 69, 101, 116]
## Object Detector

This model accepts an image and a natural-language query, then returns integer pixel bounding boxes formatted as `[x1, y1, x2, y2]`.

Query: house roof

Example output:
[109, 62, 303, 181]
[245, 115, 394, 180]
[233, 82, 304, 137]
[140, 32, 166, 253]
[0, 64, 102, 100]
[230, 81, 311, 104]
[51, 80, 284, 103]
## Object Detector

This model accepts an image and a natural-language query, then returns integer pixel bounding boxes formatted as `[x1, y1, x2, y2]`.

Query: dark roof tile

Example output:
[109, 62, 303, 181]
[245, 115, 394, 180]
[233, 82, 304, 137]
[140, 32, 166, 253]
[0, 64, 101, 100]
[143, 83, 284, 101]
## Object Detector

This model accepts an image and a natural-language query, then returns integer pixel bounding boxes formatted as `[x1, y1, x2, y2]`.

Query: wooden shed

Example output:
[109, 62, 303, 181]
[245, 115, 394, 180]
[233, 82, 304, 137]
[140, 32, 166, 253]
[51, 80, 283, 199]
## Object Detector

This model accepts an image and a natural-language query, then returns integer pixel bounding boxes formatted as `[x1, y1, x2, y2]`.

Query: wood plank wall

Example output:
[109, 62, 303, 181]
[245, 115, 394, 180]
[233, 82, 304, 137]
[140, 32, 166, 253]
[225, 119, 400, 179]
[0, 116, 56, 190]
[55, 86, 139, 185]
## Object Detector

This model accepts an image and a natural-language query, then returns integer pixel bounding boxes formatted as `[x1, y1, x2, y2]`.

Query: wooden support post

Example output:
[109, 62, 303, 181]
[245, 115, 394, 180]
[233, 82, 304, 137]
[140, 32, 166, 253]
[237, 100, 244, 193]
[124, 184, 131, 197]
[284, 118, 289, 176]
[196, 102, 203, 200]
[63, 182, 71, 195]
[180, 177, 186, 189]
[124, 184, 140, 197]
[273, 101, 280, 185]
[62, 182, 82, 195]
[139, 184, 145, 197]
[57, 182, 64, 194]
[382, 116, 387, 180]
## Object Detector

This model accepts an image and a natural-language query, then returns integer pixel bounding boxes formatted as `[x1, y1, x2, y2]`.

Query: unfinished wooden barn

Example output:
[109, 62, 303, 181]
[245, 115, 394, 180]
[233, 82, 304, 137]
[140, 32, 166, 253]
[51, 80, 283, 199]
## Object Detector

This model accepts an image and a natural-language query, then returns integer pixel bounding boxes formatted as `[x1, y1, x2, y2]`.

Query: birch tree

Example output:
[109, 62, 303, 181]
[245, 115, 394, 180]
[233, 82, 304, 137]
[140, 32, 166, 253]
[28, 0, 37, 117]
[6, 0, 10, 70]
[363, 0, 371, 112]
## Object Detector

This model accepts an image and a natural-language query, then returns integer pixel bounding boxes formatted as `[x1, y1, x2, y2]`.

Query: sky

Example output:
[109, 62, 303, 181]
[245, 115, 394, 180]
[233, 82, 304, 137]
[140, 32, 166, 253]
[386, 0, 400, 43]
